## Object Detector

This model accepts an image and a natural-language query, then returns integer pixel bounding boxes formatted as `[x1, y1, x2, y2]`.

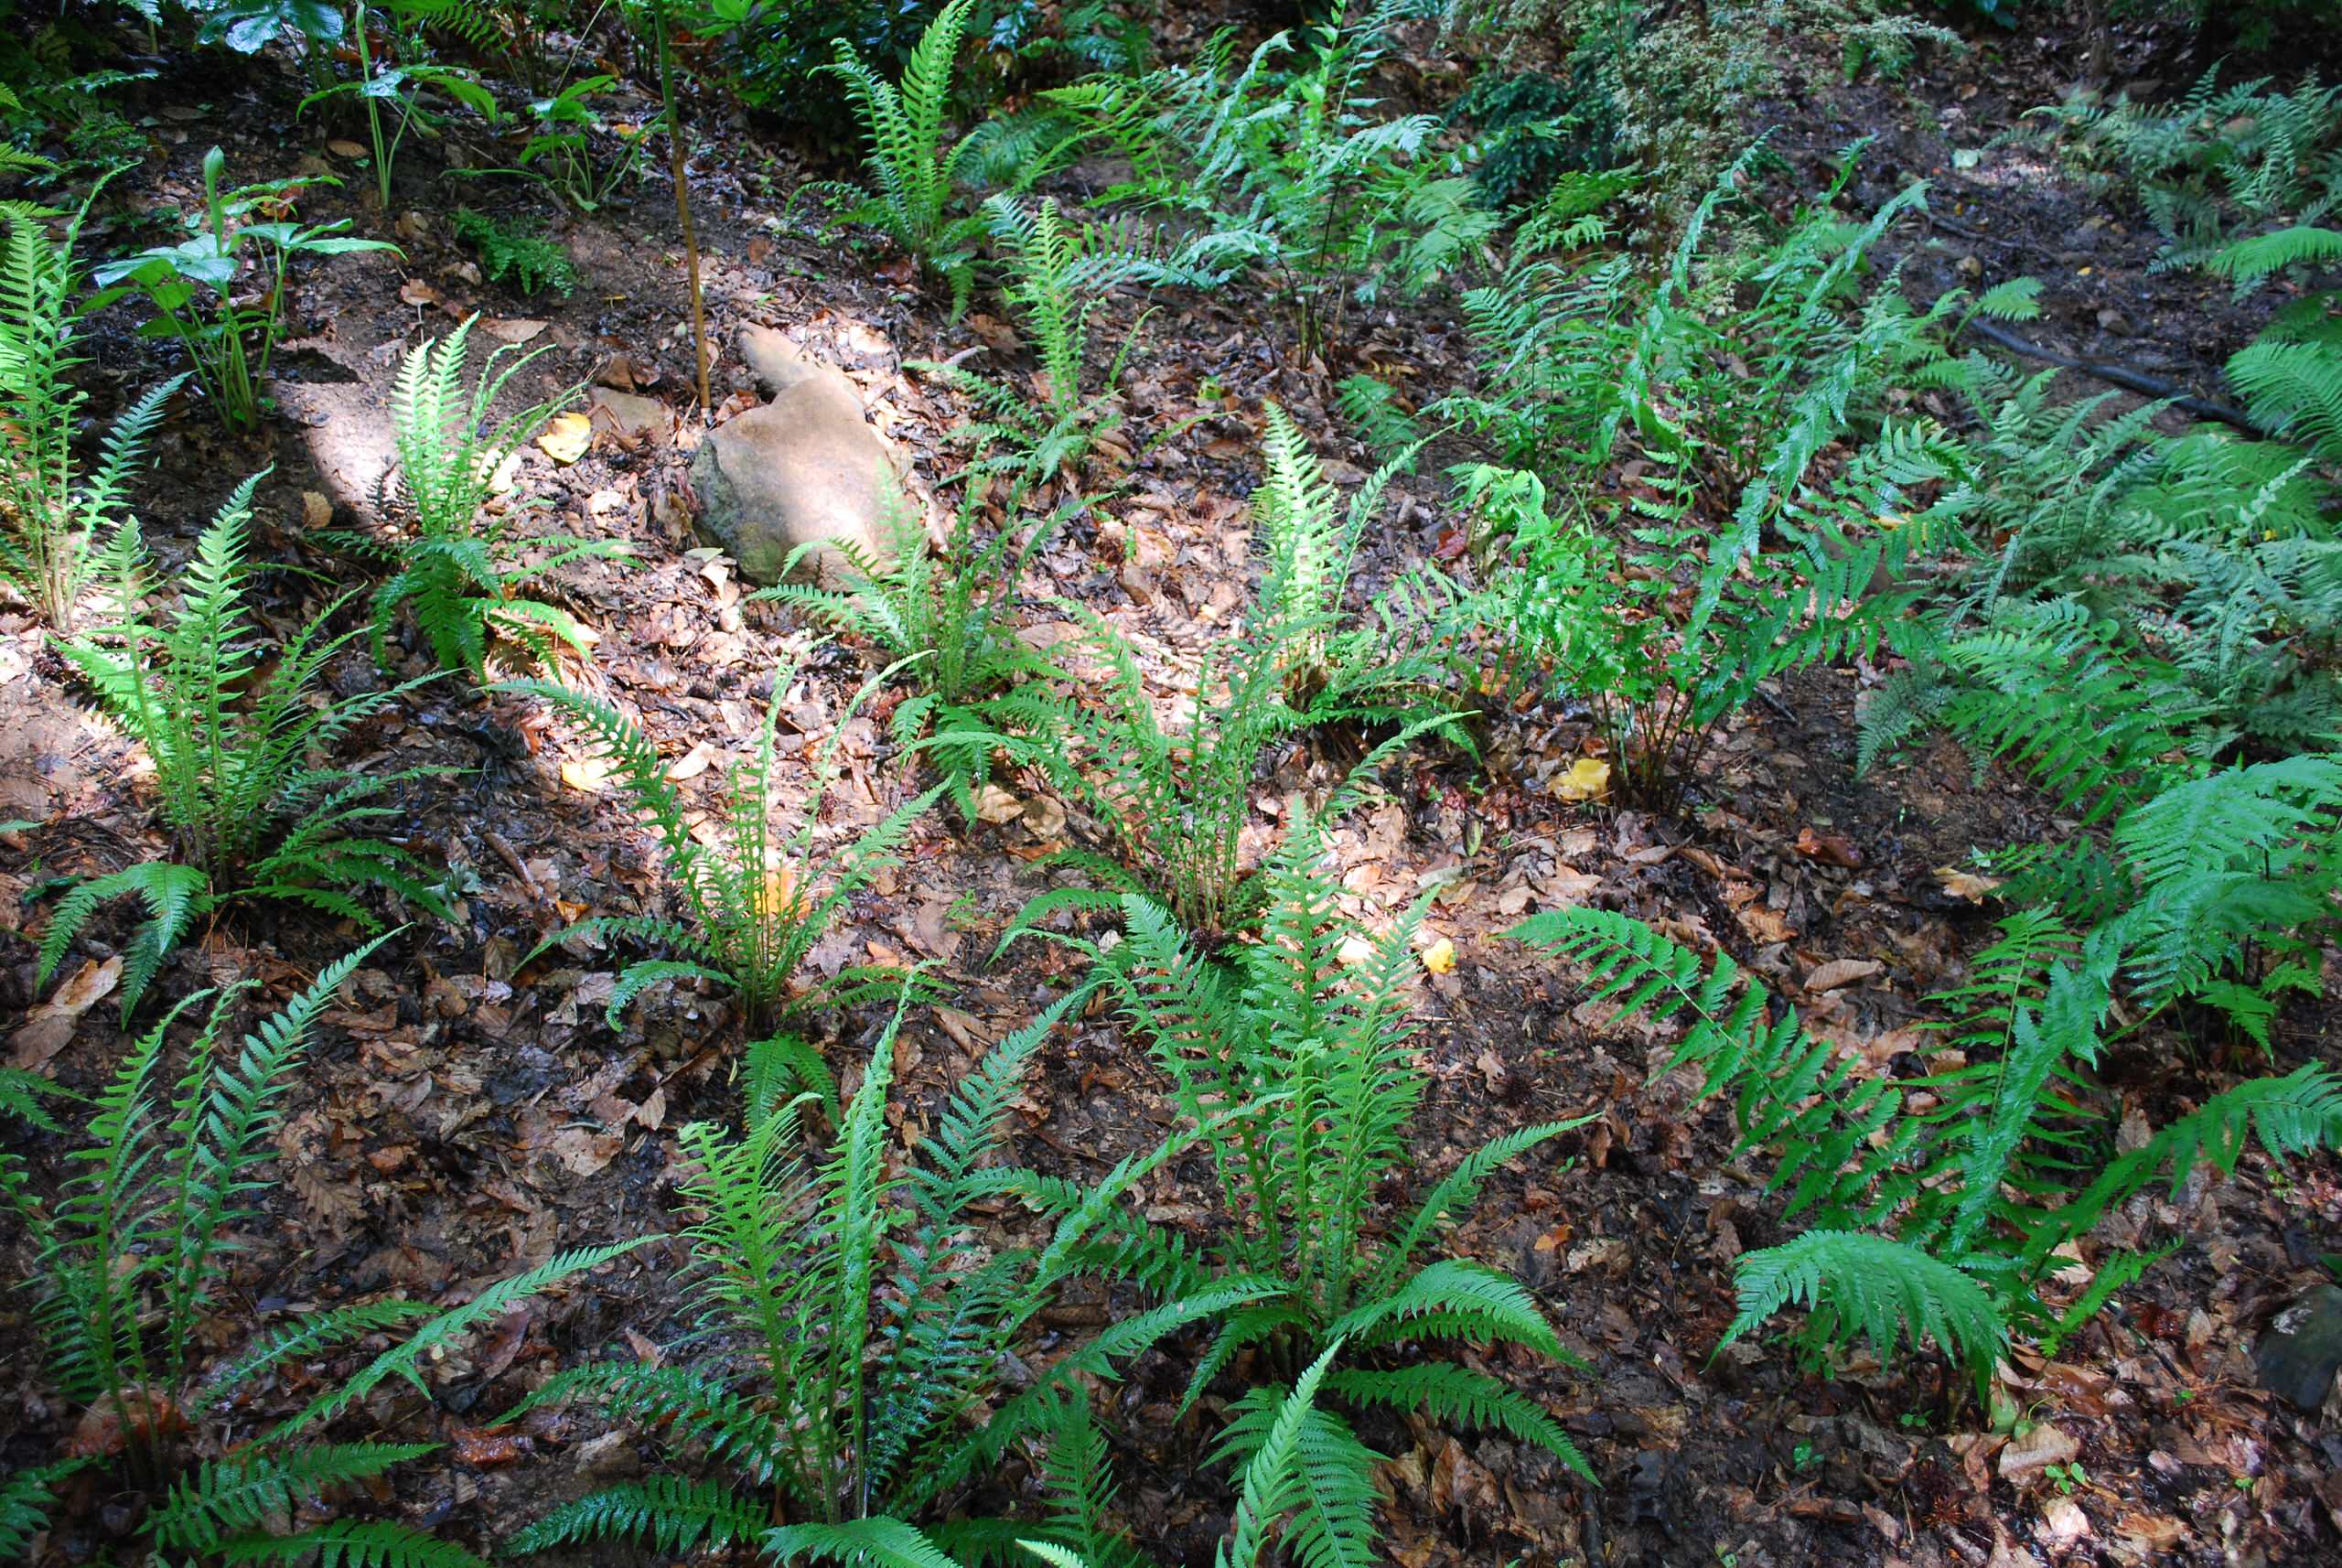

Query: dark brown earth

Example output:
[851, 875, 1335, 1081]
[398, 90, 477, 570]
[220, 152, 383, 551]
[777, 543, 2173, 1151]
[4, 8, 2340, 1568]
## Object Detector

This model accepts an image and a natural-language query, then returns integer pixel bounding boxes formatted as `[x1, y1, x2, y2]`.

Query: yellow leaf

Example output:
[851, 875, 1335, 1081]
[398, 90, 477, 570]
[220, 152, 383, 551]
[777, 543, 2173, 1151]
[1553, 757, 1611, 802]
[560, 757, 608, 793]
[537, 411, 593, 464]
[1420, 937, 1456, 976]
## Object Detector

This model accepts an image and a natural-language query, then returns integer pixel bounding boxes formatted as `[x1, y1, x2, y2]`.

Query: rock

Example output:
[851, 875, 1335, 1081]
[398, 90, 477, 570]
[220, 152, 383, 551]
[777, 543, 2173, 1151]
[2254, 1284, 2342, 1411]
[738, 323, 822, 397]
[689, 367, 902, 587]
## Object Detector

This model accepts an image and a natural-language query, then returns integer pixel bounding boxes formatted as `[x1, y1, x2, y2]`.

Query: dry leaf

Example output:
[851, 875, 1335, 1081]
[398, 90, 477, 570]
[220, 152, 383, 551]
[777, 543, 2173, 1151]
[537, 411, 594, 464]
[13, 954, 124, 1069]
[1936, 865, 2003, 901]
[1553, 757, 1611, 802]
[484, 317, 549, 344]
[1420, 937, 1457, 975]
[560, 757, 609, 793]
[398, 276, 441, 307]
[327, 138, 369, 158]
[1337, 933, 1376, 966]
[1805, 957, 1883, 993]
[664, 741, 717, 781]
[301, 490, 332, 529]
[1998, 1421, 2080, 1484]
[1794, 826, 1862, 867]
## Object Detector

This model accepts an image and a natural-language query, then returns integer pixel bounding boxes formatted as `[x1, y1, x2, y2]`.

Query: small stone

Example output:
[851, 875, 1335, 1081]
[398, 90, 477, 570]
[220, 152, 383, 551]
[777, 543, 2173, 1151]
[2254, 1285, 2342, 1411]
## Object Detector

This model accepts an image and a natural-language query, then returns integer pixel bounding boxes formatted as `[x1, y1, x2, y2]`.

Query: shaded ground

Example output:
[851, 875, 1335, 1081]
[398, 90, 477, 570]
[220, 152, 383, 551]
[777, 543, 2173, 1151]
[4, 10, 2340, 1568]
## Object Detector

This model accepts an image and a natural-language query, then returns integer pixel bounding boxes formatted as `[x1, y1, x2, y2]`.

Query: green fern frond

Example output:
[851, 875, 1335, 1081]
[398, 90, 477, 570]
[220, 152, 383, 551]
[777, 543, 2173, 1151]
[1723, 1231, 2008, 1385]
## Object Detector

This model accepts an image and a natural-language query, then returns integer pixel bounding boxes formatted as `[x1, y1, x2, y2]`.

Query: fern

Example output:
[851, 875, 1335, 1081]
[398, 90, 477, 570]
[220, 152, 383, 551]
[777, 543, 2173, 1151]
[59, 482, 450, 923]
[500, 659, 943, 1031]
[377, 315, 623, 677]
[0, 188, 178, 629]
[1512, 906, 2342, 1391]
[811, 0, 1001, 306]
[509, 986, 1233, 1547]
[1722, 1232, 2009, 1372]
[34, 860, 208, 1019]
[751, 476, 1067, 816]
[448, 208, 578, 297]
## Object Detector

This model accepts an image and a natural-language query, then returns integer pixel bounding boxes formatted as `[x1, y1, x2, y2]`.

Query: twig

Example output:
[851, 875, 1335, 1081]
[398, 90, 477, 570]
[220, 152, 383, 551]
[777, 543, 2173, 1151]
[1962, 317, 2264, 434]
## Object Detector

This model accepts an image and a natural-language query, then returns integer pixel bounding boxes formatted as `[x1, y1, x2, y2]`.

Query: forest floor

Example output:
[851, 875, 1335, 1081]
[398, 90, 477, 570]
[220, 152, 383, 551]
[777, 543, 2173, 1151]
[4, 7, 2340, 1568]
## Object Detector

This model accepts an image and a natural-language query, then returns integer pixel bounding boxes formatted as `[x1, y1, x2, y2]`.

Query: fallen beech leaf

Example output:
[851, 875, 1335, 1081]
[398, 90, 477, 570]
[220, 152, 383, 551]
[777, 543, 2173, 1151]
[1552, 757, 1611, 802]
[1805, 957, 1883, 993]
[483, 317, 548, 344]
[327, 138, 369, 158]
[1420, 937, 1456, 975]
[1337, 934, 1376, 966]
[560, 757, 609, 793]
[664, 741, 717, 781]
[13, 954, 124, 1068]
[2116, 1514, 2183, 1551]
[66, 1385, 182, 1456]
[537, 411, 593, 464]
[398, 276, 441, 306]
[1936, 865, 2003, 901]
[1794, 826, 1862, 867]
[972, 784, 1021, 825]
[449, 1425, 535, 1467]
[1999, 1421, 2079, 1484]
[301, 490, 332, 529]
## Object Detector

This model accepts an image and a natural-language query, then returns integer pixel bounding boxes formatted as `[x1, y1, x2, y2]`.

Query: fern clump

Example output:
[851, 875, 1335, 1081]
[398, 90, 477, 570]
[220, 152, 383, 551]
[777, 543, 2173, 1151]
[375, 315, 626, 678]
[43, 478, 450, 1013]
[0, 938, 654, 1564]
[1, 194, 180, 630]
[499, 657, 943, 1035]
[811, 0, 1004, 307]
[1014, 818, 1591, 1564]
[507, 988, 1259, 1562]
[449, 208, 580, 297]
[751, 478, 1067, 814]
[1511, 906, 2342, 1397]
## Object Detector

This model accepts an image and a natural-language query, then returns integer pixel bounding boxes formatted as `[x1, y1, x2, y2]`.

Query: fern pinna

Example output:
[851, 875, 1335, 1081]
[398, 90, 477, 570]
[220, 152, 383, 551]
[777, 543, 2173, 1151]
[377, 315, 623, 677]
[1005, 818, 1591, 1567]
[500, 658, 944, 1034]
[1510, 906, 2342, 1398]
[0, 938, 651, 1563]
[506, 988, 1262, 1561]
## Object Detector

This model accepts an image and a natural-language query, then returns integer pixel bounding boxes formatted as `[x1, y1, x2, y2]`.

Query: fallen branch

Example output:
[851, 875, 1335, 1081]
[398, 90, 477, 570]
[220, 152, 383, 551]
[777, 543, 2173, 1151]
[1962, 317, 2264, 435]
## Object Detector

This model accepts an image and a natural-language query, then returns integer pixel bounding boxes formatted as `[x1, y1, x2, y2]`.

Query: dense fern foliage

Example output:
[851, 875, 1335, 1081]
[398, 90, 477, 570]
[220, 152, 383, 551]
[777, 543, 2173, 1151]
[0, 198, 175, 630]
[507, 988, 1252, 1560]
[40, 479, 449, 1007]
[1008, 818, 1589, 1565]
[1, 940, 651, 1566]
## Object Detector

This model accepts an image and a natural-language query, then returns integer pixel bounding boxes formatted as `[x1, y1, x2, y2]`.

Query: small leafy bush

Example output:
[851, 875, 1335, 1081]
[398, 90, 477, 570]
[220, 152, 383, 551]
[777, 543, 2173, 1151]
[449, 208, 578, 297]
[375, 315, 621, 677]
[90, 147, 397, 429]
[500, 659, 944, 1035]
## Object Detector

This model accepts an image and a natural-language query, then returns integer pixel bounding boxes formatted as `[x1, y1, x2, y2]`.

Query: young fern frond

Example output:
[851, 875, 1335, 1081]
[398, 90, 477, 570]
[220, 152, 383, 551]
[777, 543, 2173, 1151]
[501, 660, 944, 1031]
[35, 860, 209, 1020]
[379, 315, 616, 677]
